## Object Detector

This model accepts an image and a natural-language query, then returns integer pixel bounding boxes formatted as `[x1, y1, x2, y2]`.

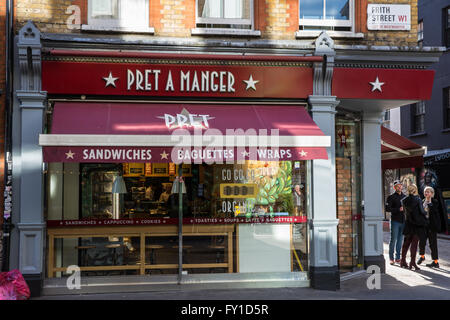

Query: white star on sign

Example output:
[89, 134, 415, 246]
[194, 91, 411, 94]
[299, 150, 308, 157]
[241, 150, 250, 158]
[65, 150, 75, 159]
[103, 72, 119, 88]
[160, 150, 169, 160]
[243, 75, 259, 91]
[369, 77, 385, 92]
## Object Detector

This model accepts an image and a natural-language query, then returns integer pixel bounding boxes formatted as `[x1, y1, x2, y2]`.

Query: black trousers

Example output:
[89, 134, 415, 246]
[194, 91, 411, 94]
[419, 229, 439, 260]
[401, 234, 419, 263]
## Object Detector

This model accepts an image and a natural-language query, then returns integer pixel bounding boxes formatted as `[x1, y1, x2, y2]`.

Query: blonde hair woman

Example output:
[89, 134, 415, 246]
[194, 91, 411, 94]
[417, 186, 441, 268]
[399, 184, 428, 270]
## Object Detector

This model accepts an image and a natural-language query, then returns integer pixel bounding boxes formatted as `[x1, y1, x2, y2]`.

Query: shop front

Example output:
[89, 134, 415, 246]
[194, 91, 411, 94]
[29, 34, 335, 292]
[41, 102, 329, 281]
[10, 23, 442, 296]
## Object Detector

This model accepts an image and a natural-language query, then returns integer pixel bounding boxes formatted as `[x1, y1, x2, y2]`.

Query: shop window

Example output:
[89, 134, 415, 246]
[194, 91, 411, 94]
[195, 0, 254, 32]
[299, 0, 353, 32]
[382, 110, 390, 129]
[444, 87, 450, 129]
[46, 161, 309, 278]
[418, 19, 423, 43]
[444, 6, 450, 48]
[411, 101, 426, 134]
[85, 0, 151, 32]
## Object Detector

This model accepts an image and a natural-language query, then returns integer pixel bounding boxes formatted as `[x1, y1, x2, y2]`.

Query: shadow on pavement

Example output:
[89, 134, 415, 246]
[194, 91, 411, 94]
[33, 269, 450, 300]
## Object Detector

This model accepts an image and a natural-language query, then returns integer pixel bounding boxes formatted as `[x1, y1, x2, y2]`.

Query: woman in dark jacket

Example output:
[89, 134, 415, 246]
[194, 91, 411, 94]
[417, 186, 441, 268]
[400, 184, 428, 270]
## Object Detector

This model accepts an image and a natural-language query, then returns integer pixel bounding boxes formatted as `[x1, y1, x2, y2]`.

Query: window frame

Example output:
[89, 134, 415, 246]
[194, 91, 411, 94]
[444, 87, 450, 129]
[444, 6, 450, 48]
[412, 101, 426, 134]
[418, 19, 423, 43]
[195, 0, 254, 30]
[382, 110, 390, 129]
[86, 0, 151, 32]
[299, 0, 354, 30]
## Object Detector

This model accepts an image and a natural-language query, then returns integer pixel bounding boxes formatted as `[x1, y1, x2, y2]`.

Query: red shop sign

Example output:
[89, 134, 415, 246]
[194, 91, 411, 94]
[42, 56, 314, 99]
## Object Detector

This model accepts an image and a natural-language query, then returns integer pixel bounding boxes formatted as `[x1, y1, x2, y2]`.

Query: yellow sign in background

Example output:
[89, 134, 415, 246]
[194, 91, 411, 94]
[220, 183, 258, 199]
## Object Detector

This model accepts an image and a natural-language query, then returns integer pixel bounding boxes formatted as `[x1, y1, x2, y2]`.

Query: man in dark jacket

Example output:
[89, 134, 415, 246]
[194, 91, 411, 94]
[385, 180, 406, 265]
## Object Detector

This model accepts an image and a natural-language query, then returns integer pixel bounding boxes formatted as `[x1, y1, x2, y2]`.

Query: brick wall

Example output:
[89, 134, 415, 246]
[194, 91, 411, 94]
[335, 122, 362, 271]
[15, 0, 75, 33]
[14, 0, 420, 45]
[336, 157, 354, 270]
[257, 0, 298, 39]
[151, 0, 195, 37]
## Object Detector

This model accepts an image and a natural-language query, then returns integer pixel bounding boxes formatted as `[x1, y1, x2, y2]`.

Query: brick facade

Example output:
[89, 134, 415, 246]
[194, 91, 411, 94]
[151, 0, 195, 37]
[14, 0, 420, 46]
[335, 122, 362, 271]
[257, 0, 298, 39]
[336, 157, 354, 270]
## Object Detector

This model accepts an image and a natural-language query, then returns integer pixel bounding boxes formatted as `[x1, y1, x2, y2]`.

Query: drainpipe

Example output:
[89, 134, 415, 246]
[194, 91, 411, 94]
[2, 0, 14, 272]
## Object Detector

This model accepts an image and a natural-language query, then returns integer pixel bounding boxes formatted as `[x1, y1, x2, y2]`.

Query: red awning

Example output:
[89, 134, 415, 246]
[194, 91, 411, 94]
[40, 102, 330, 163]
[381, 126, 425, 170]
[333, 68, 435, 101]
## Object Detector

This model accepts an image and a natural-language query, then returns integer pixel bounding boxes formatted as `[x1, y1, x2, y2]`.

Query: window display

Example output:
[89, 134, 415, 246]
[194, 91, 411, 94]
[46, 161, 309, 278]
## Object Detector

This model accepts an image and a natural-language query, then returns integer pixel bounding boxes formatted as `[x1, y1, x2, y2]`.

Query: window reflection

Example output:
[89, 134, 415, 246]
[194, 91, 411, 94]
[300, 0, 324, 20]
[326, 0, 349, 20]
[47, 161, 309, 277]
[300, 0, 350, 21]
[199, 0, 250, 19]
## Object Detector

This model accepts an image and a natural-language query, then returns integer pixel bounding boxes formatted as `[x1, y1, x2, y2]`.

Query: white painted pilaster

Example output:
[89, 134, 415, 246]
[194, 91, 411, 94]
[361, 111, 386, 272]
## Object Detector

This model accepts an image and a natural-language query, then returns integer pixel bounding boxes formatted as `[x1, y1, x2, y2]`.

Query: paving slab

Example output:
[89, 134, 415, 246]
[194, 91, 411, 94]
[33, 231, 450, 300]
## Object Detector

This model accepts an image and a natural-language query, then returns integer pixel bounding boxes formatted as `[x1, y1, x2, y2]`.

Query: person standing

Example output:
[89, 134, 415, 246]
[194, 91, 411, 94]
[400, 184, 428, 271]
[417, 186, 443, 268]
[385, 180, 406, 265]
[293, 185, 304, 217]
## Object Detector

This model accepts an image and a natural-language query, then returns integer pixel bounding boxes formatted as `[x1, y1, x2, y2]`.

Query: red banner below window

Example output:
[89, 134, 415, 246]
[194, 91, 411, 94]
[46, 216, 308, 227]
[42, 146, 328, 163]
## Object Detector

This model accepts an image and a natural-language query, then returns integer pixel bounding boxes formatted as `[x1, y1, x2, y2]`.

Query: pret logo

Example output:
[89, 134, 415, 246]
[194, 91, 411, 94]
[125, 69, 237, 93]
[157, 108, 215, 129]
[100, 69, 263, 94]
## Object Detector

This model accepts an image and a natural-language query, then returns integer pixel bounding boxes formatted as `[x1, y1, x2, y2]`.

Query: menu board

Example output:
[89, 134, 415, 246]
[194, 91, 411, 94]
[182, 164, 192, 177]
[145, 163, 152, 176]
[152, 163, 169, 176]
[220, 183, 258, 199]
[124, 163, 192, 177]
[123, 163, 144, 177]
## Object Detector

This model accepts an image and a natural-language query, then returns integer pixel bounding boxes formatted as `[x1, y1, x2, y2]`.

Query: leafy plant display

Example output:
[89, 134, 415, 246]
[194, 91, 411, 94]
[245, 162, 293, 217]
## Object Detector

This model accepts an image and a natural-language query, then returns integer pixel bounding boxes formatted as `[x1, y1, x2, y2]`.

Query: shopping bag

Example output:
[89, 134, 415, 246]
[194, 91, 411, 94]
[0, 269, 31, 300]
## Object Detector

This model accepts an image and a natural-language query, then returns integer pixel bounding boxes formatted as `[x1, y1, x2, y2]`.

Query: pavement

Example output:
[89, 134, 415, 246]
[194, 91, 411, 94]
[33, 231, 450, 300]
